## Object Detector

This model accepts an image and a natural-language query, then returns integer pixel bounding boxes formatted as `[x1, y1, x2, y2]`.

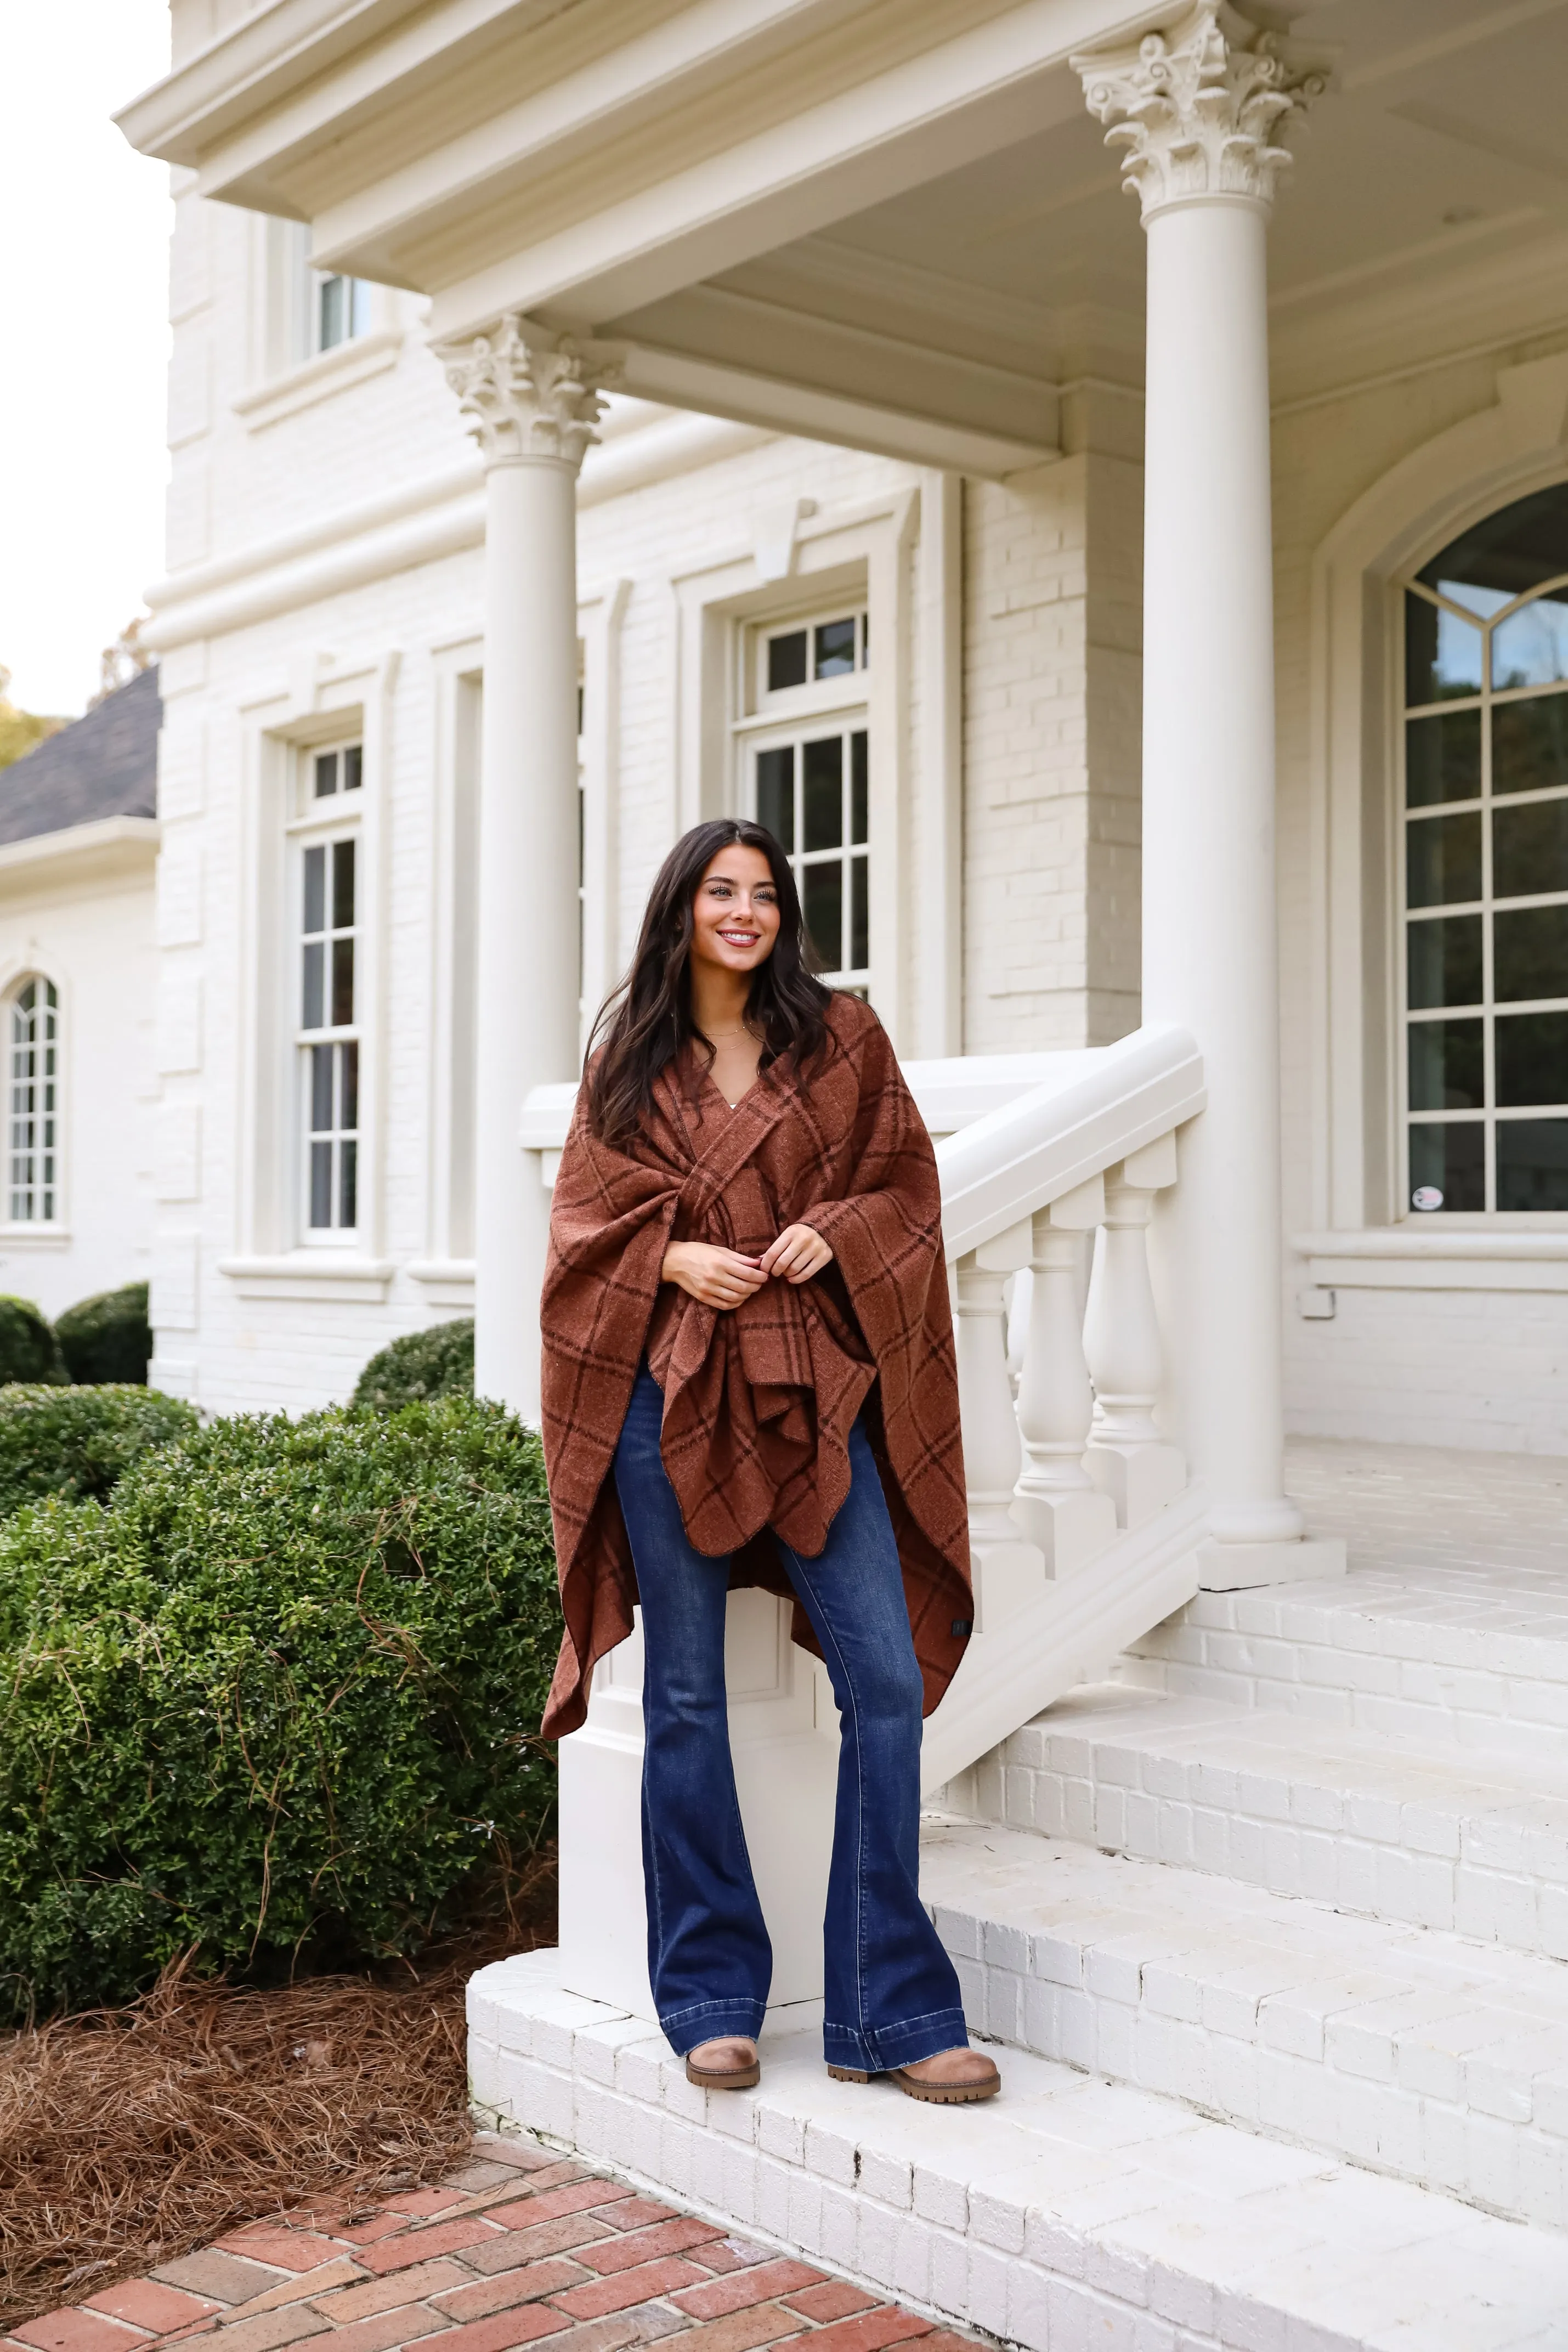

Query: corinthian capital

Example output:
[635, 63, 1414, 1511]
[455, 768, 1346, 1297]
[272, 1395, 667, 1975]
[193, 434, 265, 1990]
[441, 315, 621, 471]
[1072, 2, 1327, 222]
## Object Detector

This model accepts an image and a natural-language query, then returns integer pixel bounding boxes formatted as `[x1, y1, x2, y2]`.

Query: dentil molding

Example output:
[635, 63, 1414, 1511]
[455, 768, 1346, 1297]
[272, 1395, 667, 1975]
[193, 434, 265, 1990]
[1072, 1, 1329, 222]
[441, 315, 621, 472]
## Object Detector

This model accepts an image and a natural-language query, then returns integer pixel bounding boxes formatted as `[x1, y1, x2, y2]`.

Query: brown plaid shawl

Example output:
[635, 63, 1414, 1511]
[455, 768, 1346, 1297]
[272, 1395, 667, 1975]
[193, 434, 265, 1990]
[539, 993, 972, 1739]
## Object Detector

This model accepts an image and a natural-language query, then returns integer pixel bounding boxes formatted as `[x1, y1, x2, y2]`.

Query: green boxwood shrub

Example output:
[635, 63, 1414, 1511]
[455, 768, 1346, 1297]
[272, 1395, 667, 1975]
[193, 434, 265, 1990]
[353, 1318, 474, 1410]
[0, 1397, 559, 2021]
[0, 1296, 66, 1386]
[0, 1383, 197, 1516]
[56, 1282, 152, 1386]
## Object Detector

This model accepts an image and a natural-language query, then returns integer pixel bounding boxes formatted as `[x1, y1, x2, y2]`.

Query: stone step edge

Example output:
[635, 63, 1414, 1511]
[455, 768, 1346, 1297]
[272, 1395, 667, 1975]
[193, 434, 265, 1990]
[920, 1816, 1568, 2232]
[468, 1947, 1568, 2352]
[950, 1687, 1568, 1964]
[1119, 1576, 1568, 1751]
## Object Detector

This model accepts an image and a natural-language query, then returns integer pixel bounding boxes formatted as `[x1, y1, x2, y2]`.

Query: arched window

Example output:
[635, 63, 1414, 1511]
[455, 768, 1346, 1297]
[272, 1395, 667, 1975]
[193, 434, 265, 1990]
[1401, 485, 1568, 1214]
[8, 977, 59, 1223]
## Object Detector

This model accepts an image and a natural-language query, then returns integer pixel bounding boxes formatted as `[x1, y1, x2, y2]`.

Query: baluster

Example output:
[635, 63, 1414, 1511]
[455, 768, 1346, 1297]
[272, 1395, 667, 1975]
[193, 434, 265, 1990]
[954, 1232, 1045, 1634]
[1012, 1177, 1117, 1577]
[1083, 1133, 1187, 1528]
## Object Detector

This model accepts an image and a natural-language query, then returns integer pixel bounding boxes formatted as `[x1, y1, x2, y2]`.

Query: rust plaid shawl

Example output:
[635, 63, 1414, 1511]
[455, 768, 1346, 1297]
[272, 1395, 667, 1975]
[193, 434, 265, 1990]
[539, 993, 972, 1739]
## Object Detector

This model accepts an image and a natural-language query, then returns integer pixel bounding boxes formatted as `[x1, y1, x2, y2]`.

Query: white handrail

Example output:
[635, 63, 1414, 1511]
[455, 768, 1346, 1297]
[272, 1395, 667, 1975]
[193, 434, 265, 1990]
[934, 1024, 1204, 1259]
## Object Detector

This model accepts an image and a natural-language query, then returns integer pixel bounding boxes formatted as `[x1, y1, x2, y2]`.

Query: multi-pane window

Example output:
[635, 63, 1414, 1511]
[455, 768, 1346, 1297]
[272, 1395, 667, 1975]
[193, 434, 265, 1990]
[312, 743, 362, 800]
[298, 832, 359, 1234]
[316, 274, 370, 353]
[762, 609, 867, 693]
[1402, 483, 1568, 1213]
[8, 979, 57, 1223]
[748, 607, 870, 990]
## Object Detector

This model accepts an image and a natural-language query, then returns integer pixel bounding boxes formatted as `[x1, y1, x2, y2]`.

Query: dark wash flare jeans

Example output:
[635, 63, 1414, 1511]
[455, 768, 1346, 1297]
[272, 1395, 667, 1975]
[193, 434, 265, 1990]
[612, 1362, 969, 2072]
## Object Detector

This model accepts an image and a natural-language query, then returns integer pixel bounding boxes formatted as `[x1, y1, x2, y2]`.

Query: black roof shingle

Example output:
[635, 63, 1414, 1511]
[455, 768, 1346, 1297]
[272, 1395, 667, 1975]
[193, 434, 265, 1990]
[0, 666, 160, 849]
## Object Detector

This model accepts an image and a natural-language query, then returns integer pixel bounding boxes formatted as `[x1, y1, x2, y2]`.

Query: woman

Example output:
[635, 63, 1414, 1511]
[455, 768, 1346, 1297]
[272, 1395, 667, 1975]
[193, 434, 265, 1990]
[539, 818, 998, 2105]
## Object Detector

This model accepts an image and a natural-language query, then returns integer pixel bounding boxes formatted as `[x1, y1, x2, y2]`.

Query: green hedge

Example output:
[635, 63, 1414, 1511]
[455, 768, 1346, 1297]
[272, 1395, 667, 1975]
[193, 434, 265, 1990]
[0, 1296, 66, 1387]
[0, 1384, 198, 1517]
[56, 1283, 151, 1386]
[353, 1318, 474, 1410]
[0, 1397, 559, 2020]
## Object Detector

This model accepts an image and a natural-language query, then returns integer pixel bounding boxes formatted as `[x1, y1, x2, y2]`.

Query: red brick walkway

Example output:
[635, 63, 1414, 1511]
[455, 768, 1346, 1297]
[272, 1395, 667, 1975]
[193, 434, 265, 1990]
[3, 2138, 980, 2352]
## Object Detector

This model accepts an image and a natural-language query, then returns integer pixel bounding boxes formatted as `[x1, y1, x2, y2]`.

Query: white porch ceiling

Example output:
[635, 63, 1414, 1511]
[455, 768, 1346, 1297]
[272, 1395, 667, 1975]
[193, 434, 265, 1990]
[121, 0, 1568, 460]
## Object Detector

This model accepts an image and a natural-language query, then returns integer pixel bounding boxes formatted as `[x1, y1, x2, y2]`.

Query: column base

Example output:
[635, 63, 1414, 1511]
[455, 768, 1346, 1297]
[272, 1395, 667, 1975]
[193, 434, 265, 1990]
[1195, 1535, 1348, 1591]
[1086, 1441, 1187, 1529]
[1011, 1486, 1118, 1580]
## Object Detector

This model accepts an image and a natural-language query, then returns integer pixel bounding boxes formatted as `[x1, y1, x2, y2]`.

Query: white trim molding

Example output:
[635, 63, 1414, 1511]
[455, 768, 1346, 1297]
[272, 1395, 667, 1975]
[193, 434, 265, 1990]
[579, 577, 632, 1043]
[424, 634, 482, 1277]
[234, 325, 404, 433]
[218, 1253, 395, 1302]
[1294, 1230, 1568, 1295]
[0, 817, 160, 897]
[140, 409, 771, 653]
[406, 1258, 476, 1309]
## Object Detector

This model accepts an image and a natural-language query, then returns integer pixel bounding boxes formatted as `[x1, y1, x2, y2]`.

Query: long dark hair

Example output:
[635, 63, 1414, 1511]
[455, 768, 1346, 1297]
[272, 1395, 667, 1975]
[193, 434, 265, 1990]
[584, 819, 831, 1145]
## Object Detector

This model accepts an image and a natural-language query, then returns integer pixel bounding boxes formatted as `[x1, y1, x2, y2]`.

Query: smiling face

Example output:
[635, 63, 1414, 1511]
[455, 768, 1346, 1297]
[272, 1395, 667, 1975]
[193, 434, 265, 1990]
[688, 843, 783, 981]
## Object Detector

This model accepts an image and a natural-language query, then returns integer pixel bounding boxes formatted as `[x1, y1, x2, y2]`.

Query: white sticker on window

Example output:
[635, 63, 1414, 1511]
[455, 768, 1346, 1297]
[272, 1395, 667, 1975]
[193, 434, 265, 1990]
[1411, 1184, 1444, 1212]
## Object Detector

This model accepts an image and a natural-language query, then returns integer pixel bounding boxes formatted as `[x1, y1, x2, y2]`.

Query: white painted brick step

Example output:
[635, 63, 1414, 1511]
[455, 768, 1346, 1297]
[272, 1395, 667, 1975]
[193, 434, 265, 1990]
[952, 1685, 1568, 1961]
[1123, 1571, 1568, 1759]
[922, 1816, 1568, 2229]
[469, 1945, 1568, 2352]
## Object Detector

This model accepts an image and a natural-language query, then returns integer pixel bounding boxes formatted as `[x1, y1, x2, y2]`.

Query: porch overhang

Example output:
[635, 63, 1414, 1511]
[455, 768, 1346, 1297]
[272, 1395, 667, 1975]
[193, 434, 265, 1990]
[120, 1, 1568, 465]
[117, 0, 1185, 476]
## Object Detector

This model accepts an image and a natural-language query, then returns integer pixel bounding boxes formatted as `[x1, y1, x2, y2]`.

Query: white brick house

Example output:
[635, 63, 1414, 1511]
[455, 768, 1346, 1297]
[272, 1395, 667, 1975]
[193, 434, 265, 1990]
[116, 2, 1568, 2337]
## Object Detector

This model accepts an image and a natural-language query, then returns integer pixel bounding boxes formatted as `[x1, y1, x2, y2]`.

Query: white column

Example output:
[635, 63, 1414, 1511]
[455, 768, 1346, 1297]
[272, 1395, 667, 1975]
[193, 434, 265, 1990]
[1074, 8, 1341, 1582]
[443, 319, 616, 1419]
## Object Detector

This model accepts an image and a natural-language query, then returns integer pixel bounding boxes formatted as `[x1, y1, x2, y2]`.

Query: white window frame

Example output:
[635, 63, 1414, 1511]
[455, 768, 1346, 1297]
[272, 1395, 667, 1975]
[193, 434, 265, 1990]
[1293, 349, 1568, 1302]
[737, 602, 871, 990]
[313, 270, 371, 357]
[236, 220, 404, 434]
[5, 975, 60, 1228]
[1397, 560, 1568, 1221]
[291, 766, 364, 1245]
[220, 653, 396, 1304]
[670, 483, 961, 1054]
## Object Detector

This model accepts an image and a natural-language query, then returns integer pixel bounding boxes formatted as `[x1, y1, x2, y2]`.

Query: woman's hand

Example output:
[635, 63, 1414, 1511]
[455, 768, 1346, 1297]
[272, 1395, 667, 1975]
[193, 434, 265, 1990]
[661, 1240, 769, 1310]
[758, 1223, 834, 1285]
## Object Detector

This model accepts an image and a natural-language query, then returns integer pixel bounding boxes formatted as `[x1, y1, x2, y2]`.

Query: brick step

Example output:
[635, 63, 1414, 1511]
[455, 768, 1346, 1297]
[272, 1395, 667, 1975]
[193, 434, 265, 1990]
[469, 1947, 1568, 2352]
[921, 1814, 1568, 2230]
[946, 1684, 1568, 1961]
[1119, 1554, 1568, 1760]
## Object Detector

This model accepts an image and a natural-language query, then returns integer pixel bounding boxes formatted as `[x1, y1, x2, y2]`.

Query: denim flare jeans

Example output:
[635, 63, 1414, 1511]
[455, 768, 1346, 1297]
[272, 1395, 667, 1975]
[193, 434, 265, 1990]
[612, 1362, 970, 2073]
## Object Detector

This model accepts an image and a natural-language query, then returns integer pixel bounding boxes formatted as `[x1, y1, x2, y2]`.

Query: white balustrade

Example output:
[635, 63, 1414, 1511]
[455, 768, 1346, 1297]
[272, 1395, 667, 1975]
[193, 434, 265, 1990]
[1083, 1135, 1187, 1528]
[1011, 1175, 1118, 1576]
[953, 1236, 1046, 1633]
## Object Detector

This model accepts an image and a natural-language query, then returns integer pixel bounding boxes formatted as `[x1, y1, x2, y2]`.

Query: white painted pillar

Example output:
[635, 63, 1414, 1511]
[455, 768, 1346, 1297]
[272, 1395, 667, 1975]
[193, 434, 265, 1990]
[443, 320, 615, 1419]
[1074, 8, 1341, 1582]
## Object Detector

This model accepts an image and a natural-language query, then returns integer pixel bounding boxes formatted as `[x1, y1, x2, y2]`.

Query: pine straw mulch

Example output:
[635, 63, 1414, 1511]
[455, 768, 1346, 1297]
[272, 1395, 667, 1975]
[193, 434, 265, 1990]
[0, 1857, 557, 2333]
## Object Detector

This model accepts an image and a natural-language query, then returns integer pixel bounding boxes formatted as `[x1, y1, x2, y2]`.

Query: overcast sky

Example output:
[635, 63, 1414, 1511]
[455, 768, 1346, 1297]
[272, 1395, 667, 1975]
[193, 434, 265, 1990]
[1, 3, 173, 717]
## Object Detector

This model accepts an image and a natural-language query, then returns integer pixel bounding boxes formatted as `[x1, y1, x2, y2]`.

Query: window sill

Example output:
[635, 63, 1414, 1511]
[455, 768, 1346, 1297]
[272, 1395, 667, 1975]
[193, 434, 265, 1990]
[233, 329, 404, 434]
[218, 1253, 394, 1302]
[0, 1225, 71, 1250]
[407, 1258, 475, 1309]
[1293, 1229, 1568, 1293]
